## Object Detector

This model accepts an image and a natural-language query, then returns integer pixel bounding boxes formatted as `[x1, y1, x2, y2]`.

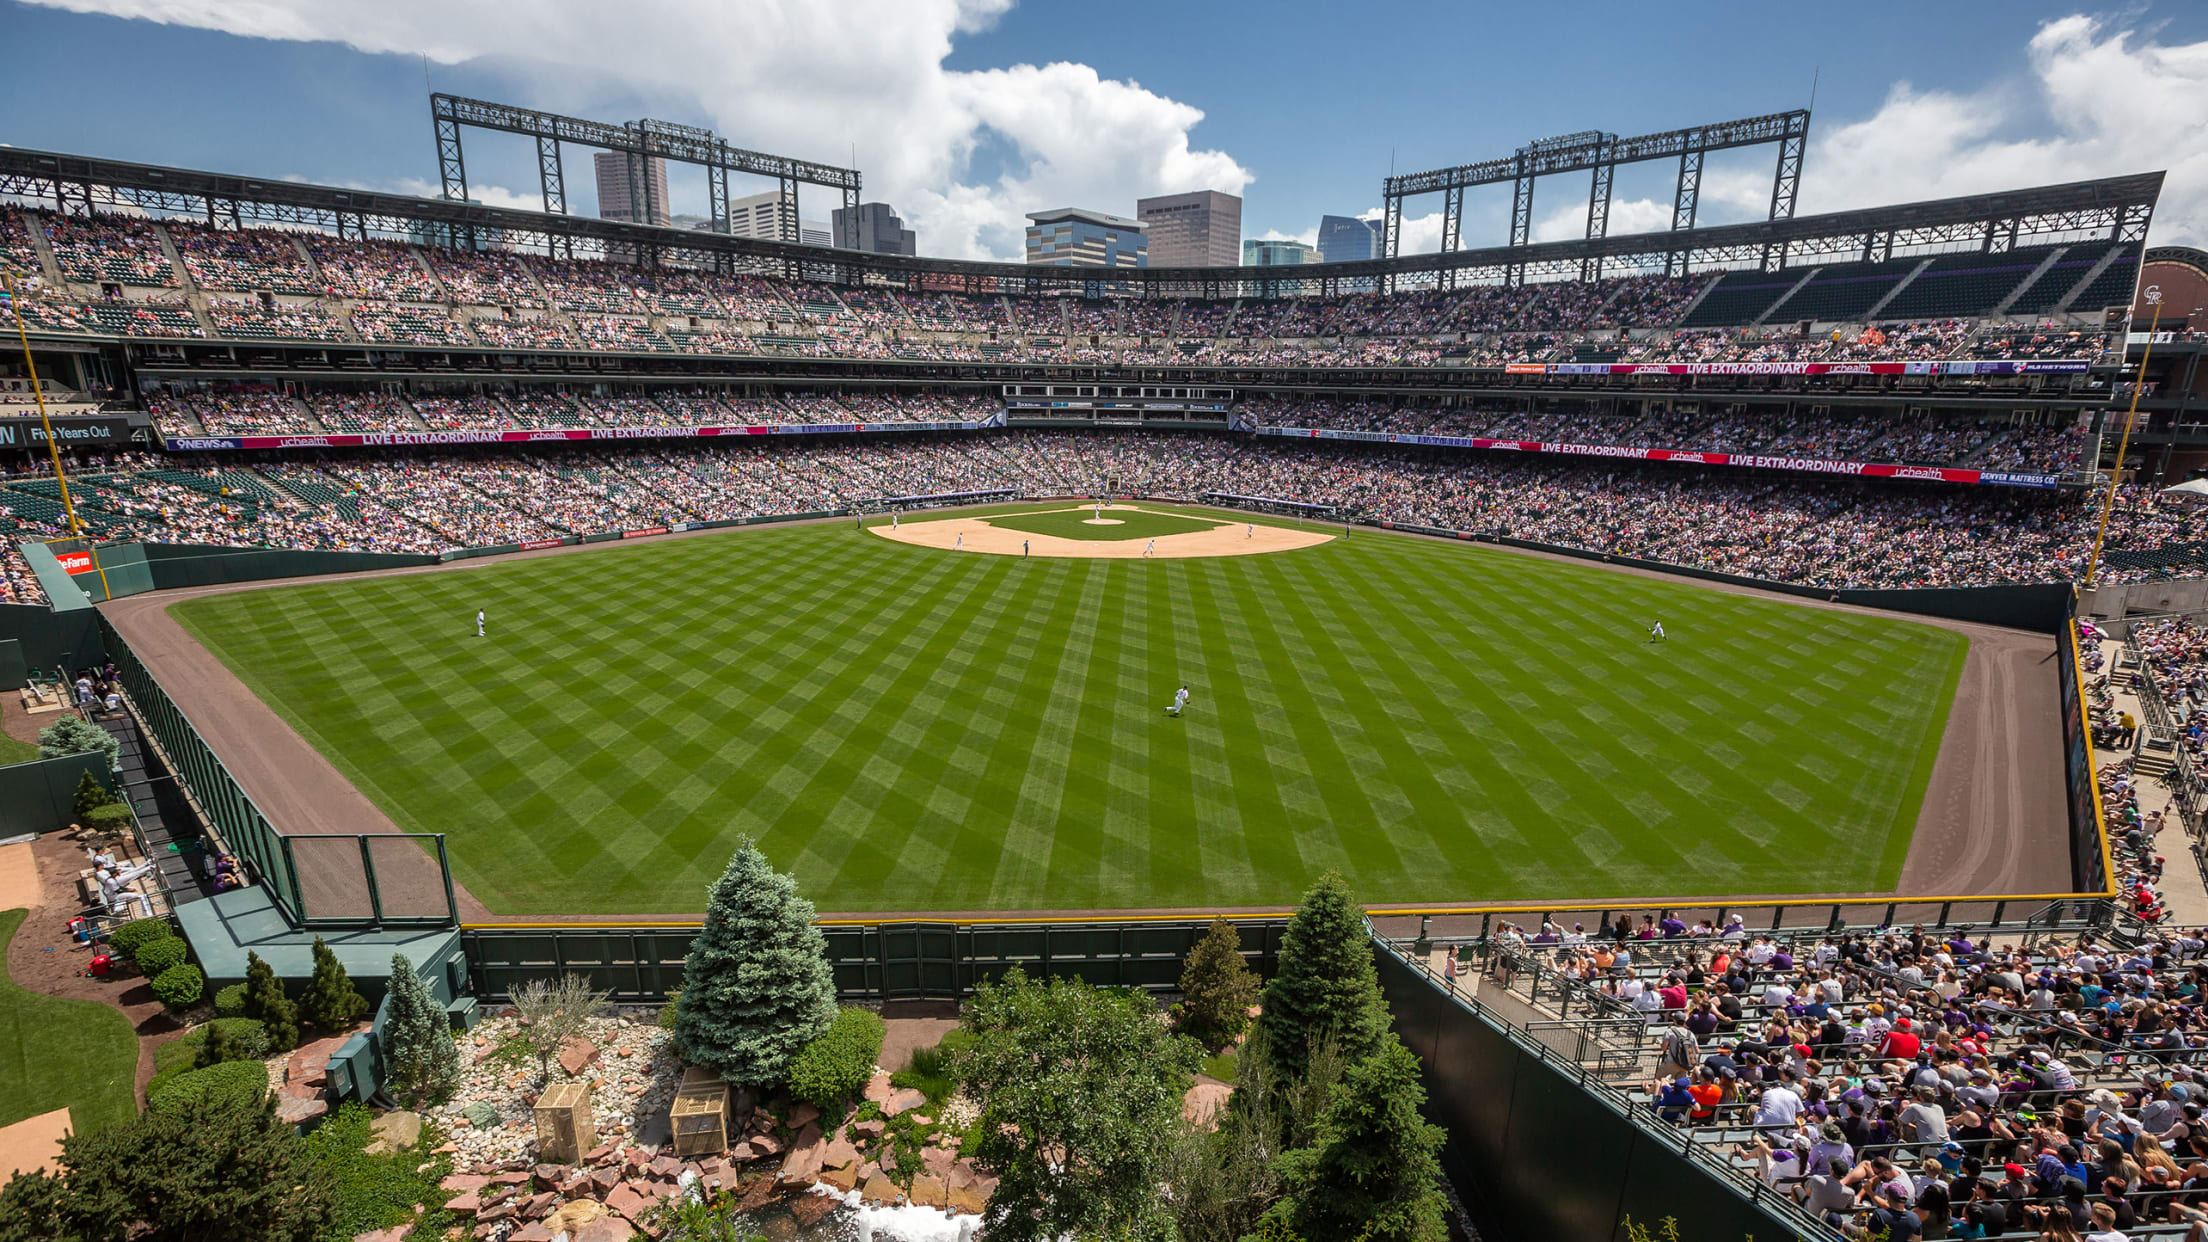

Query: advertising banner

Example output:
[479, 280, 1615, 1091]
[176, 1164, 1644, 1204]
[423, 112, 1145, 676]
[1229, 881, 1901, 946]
[1259, 426, 2061, 489]
[620, 527, 670, 539]
[1541, 359, 2090, 377]
[163, 418, 1000, 452]
[0, 415, 151, 450]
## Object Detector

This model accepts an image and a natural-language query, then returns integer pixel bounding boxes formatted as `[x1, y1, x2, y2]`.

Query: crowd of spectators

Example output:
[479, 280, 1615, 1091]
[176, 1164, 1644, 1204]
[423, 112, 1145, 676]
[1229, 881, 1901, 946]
[148, 390, 316, 436]
[2126, 621, 2208, 784]
[307, 394, 421, 433]
[351, 302, 476, 347]
[0, 212, 42, 278]
[167, 223, 319, 295]
[409, 396, 514, 432]
[1240, 398, 2088, 474]
[0, 539, 41, 604]
[569, 315, 672, 351]
[1473, 901, 2208, 1242]
[38, 212, 174, 286]
[2, 211, 2129, 374]
[207, 298, 351, 343]
[139, 387, 1008, 437]
[85, 299, 205, 339]
[468, 314, 575, 350]
[429, 249, 546, 308]
[5, 430, 2198, 589]
[305, 237, 443, 302]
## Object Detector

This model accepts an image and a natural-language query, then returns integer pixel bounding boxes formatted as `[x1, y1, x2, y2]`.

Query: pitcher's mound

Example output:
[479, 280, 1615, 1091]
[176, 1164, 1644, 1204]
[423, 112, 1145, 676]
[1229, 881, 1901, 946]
[1082, 518, 1126, 526]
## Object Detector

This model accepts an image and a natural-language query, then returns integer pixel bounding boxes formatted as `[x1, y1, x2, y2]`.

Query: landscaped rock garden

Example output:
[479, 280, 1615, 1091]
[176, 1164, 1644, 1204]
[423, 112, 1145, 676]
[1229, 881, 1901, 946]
[408, 1009, 987, 1241]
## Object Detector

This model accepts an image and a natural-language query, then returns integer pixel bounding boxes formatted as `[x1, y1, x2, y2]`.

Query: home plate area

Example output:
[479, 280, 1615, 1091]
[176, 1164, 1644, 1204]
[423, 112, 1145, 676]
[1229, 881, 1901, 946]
[870, 504, 1336, 559]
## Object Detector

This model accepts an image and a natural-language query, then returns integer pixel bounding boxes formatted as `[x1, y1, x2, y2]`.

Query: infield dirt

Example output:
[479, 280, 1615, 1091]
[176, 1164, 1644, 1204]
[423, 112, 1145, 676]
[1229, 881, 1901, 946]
[872, 503, 1334, 558]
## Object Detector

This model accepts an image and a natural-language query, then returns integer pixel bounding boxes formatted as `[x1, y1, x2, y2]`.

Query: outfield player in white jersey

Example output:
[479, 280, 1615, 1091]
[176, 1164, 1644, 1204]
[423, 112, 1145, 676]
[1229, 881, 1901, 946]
[476, 609, 485, 638]
[1649, 621, 1665, 642]
[1168, 685, 1190, 716]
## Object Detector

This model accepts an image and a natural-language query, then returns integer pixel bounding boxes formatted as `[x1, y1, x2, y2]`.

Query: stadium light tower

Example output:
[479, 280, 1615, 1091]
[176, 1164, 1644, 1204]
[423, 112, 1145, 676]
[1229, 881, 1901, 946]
[428, 94, 862, 259]
[1381, 110, 1810, 287]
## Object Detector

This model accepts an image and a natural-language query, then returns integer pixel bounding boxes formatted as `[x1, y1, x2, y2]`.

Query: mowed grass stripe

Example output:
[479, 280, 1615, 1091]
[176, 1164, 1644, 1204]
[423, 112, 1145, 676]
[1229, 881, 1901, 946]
[170, 505, 1968, 914]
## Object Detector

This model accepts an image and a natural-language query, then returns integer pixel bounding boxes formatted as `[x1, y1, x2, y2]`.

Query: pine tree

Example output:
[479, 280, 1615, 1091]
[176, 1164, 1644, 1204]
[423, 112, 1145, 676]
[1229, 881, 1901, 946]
[957, 968, 1199, 1242]
[0, 1081, 335, 1242]
[71, 770, 115, 817]
[241, 951, 300, 1052]
[671, 837, 837, 1086]
[197, 1020, 243, 1069]
[1272, 1039, 1446, 1242]
[296, 937, 367, 1033]
[38, 714, 119, 771]
[1257, 872, 1387, 1081]
[1175, 916, 1260, 1050]
[381, 953, 459, 1107]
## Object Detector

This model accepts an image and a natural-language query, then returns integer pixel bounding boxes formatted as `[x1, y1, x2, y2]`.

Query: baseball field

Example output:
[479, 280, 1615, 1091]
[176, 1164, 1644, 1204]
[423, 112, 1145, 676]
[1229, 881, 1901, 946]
[164, 502, 1969, 916]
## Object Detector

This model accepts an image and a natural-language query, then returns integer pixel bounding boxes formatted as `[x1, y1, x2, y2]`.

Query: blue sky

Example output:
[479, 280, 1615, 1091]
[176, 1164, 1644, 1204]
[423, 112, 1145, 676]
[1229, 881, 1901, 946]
[4, 0, 2206, 259]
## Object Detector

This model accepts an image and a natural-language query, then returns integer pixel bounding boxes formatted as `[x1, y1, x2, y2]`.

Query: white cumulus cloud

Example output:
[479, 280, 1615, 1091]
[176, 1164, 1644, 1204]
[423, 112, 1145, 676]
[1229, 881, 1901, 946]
[19, 0, 1248, 261]
[1364, 14, 2208, 255]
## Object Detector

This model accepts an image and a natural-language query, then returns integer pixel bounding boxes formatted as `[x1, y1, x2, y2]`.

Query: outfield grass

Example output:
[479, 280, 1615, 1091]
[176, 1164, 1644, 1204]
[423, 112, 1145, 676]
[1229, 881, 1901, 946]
[0, 908, 140, 1135]
[170, 504, 1966, 915]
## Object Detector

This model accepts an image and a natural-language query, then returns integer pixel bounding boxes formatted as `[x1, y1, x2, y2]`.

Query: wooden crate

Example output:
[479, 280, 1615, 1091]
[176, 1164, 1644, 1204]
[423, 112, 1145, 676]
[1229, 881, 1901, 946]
[670, 1078, 730, 1158]
[533, 1080, 596, 1163]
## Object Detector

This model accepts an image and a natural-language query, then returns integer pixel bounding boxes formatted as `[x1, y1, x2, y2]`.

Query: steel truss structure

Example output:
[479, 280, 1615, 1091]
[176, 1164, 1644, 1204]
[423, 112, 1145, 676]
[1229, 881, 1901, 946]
[0, 147, 2160, 303]
[1383, 111, 1813, 285]
[427, 93, 861, 252]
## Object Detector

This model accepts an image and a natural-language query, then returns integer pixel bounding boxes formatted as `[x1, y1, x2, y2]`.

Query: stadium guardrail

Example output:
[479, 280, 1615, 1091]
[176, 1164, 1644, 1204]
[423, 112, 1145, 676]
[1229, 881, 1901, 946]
[459, 917, 1292, 1003]
[1370, 928, 1824, 1242]
[455, 896, 2138, 1008]
[2061, 600, 2119, 898]
[98, 614, 457, 929]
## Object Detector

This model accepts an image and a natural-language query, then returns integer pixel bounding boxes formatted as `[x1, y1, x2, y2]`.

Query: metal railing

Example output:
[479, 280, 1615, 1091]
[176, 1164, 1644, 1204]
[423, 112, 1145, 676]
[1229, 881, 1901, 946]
[2103, 635, 2208, 909]
[99, 615, 456, 928]
[461, 915, 1293, 1003]
[1372, 928, 1830, 1240]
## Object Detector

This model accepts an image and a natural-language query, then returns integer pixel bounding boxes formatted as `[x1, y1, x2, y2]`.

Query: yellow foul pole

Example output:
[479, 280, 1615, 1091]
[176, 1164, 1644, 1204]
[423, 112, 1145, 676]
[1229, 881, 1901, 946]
[2, 270, 112, 601]
[2083, 292, 2163, 590]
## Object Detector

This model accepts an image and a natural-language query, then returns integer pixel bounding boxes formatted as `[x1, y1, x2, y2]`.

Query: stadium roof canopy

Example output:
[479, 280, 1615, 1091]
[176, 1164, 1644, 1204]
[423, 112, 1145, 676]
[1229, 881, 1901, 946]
[0, 146, 2163, 299]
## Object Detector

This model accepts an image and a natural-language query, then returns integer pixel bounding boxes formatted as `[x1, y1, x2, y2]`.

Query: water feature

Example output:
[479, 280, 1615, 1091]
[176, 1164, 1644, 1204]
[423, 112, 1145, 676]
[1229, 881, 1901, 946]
[721, 1185, 975, 1241]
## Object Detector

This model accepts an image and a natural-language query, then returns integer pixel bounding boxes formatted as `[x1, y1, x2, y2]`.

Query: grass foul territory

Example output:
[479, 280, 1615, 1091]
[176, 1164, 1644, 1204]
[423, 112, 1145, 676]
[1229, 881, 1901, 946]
[0, 908, 140, 1135]
[169, 504, 1965, 916]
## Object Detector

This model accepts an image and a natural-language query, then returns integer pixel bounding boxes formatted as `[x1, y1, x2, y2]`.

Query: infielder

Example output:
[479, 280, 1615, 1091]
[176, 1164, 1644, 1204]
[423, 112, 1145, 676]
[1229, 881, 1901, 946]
[476, 609, 485, 638]
[1168, 684, 1191, 717]
[1246, 523, 1253, 539]
[954, 532, 963, 550]
[1144, 539, 1156, 558]
[1023, 539, 1030, 558]
[892, 511, 900, 530]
